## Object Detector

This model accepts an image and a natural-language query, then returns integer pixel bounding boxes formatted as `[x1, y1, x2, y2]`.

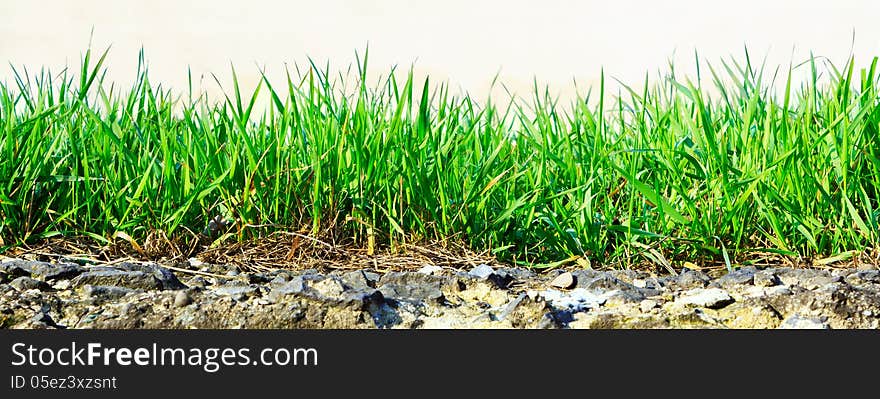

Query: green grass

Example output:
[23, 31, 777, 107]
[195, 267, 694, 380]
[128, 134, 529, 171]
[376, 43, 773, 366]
[1, 47, 878, 269]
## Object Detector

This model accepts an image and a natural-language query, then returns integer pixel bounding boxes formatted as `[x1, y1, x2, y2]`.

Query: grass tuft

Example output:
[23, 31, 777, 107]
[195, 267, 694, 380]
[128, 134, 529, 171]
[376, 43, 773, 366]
[1, 47, 878, 269]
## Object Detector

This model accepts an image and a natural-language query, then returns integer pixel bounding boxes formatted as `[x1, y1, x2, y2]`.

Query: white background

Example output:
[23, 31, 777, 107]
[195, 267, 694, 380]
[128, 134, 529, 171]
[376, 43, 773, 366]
[2, 0, 878, 106]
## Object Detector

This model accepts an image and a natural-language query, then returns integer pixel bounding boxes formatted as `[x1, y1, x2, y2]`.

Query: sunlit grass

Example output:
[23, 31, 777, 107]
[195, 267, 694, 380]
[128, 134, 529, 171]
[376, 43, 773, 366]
[1, 47, 877, 269]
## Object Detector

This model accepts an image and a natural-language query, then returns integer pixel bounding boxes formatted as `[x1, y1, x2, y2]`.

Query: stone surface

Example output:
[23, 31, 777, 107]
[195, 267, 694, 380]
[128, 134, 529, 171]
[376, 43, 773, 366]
[674, 270, 711, 289]
[213, 284, 259, 298]
[114, 262, 187, 290]
[677, 288, 735, 309]
[28, 262, 85, 281]
[754, 270, 781, 287]
[378, 272, 447, 303]
[83, 285, 138, 302]
[2, 258, 879, 329]
[72, 270, 163, 290]
[340, 270, 373, 290]
[712, 267, 755, 288]
[778, 315, 830, 329]
[468, 264, 495, 280]
[417, 265, 443, 275]
[10, 276, 51, 291]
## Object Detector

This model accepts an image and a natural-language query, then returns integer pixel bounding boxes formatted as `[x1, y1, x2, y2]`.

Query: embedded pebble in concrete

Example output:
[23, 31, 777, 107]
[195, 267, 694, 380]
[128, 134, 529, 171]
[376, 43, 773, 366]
[0, 258, 878, 329]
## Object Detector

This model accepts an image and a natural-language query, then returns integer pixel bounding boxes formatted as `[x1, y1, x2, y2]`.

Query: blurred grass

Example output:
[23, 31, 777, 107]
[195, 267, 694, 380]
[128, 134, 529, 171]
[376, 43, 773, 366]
[0, 47, 878, 268]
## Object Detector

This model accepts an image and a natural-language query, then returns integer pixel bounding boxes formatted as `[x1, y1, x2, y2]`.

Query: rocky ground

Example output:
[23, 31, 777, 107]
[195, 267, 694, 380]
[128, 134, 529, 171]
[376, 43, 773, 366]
[1, 256, 879, 329]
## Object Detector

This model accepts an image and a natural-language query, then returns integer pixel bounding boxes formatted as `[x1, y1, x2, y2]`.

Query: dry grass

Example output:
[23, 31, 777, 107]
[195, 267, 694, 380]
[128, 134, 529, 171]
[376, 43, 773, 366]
[2, 228, 876, 277]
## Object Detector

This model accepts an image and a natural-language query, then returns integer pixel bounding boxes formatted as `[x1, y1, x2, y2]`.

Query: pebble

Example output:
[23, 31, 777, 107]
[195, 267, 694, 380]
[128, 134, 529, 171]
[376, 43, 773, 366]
[174, 291, 192, 307]
[549, 272, 576, 289]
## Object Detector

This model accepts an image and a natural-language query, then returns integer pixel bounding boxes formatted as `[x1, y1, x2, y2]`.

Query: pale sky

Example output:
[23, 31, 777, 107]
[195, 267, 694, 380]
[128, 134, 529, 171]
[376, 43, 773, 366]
[2, 0, 878, 106]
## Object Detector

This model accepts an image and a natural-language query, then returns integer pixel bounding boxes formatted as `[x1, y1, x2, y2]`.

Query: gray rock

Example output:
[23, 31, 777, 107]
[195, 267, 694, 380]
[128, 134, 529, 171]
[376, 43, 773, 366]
[675, 270, 711, 289]
[72, 270, 162, 290]
[468, 264, 495, 280]
[32, 310, 57, 327]
[633, 277, 661, 289]
[604, 289, 647, 305]
[573, 272, 651, 304]
[754, 270, 781, 287]
[576, 273, 625, 290]
[809, 275, 843, 290]
[571, 269, 608, 283]
[677, 288, 735, 309]
[311, 278, 345, 298]
[4, 252, 880, 329]
[213, 284, 259, 298]
[778, 315, 830, 329]
[271, 276, 309, 296]
[0, 260, 36, 279]
[609, 270, 640, 283]
[340, 270, 373, 290]
[361, 271, 381, 284]
[10, 276, 51, 291]
[268, 274, 289, 289]
[712, 267, 756, 287]
[774, 269, 841, 290]
[497, 293, 558, 328]
[845, 270, 880, 285]
[266, 274, 338, 301]
[114, 262, 187, 290]
[500, 267, 536, 281]
[83, 285, 138, 301]
[378, 272, 447, 303]
[27, 262, 84, 281]
[241, 273, 271, 284]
